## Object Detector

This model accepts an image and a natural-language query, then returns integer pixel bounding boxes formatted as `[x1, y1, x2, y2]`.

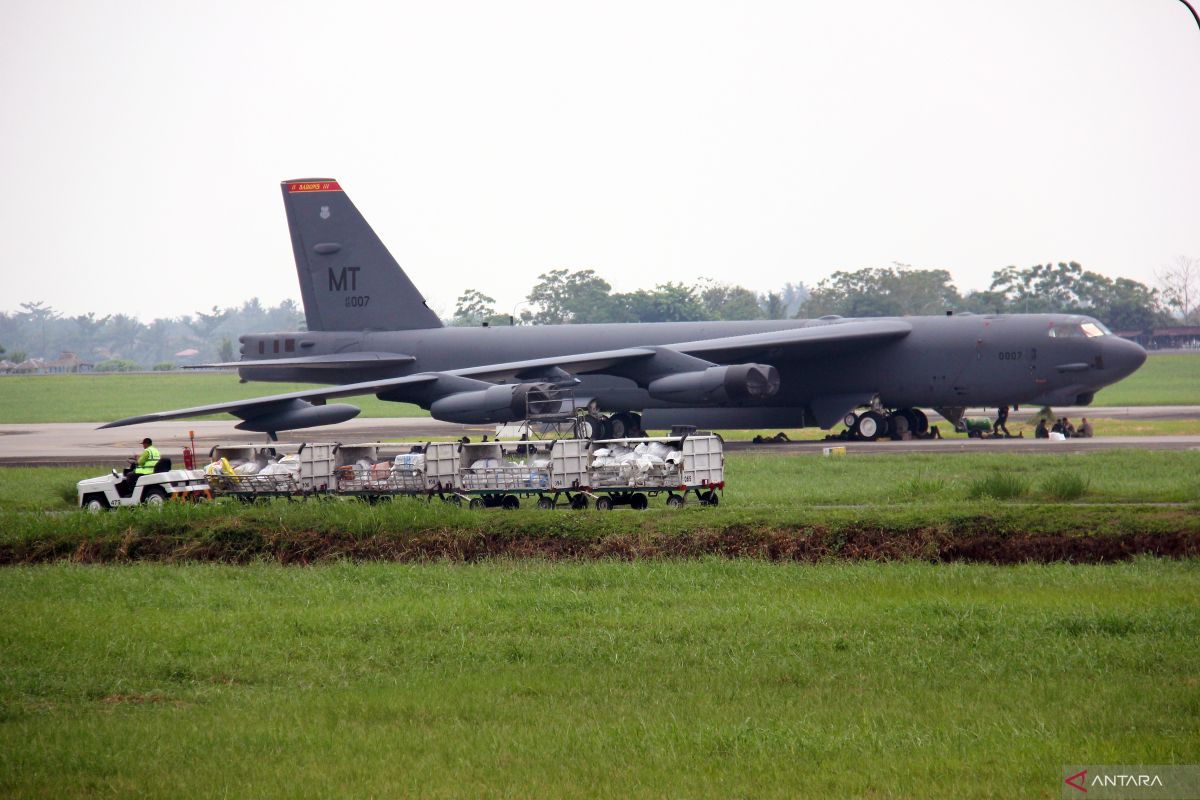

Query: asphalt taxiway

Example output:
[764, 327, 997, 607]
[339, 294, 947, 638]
[0, 406, 1196, 466]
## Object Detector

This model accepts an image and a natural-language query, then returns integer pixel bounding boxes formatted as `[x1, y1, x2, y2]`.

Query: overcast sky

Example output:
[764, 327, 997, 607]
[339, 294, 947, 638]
[2, 0, 1198, 322]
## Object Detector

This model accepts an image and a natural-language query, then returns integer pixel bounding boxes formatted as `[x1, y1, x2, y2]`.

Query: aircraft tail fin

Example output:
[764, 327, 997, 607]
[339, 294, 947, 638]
[281, 179, 443, 332]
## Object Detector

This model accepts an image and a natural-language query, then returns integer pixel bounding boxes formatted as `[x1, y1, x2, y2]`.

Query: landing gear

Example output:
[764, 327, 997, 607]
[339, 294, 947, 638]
[852, 410, 890, 441]
[607, 412, 640, 439]
[581, 410, 642, 440]
[845, 407, 927, 441]
[890, 408, 928, 437]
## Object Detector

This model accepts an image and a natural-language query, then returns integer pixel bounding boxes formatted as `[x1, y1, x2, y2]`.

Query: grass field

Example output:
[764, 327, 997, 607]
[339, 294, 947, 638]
[1092, 351, 1200, 406]
[2, 451, 1197, 564]
[0, 373, 426, 423]
[0, 560, 1196, 798]
[0, 352, 1195, 424]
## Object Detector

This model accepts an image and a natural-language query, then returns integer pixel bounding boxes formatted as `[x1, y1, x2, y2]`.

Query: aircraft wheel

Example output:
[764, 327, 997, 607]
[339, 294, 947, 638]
[842, 412, 859, 429]
[595, 496, 613, 511]
[666, 494, 684, 509]
[630, 493, 648, 511]
[912, 409, 929, 434]
[570, 494, 588, 510]
[83, 495, 107, 513]
[609, 412, 636, 439]
[891, 409, 917, 436]
[854, 411, 888, 441]
[469, 497, 485, 510]
[536, 496, 555, 510]
[502, 495, 520, 510]
[142, 487, 168, 507]
[593, 417, 613, 440]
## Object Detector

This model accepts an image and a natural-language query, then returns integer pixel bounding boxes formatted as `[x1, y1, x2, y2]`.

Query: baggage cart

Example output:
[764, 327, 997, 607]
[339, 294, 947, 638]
[334, 441, 461, 502]
[458, 438, 591, 509]
[585, 434, 724, 510]
[203, 442, 335, 500]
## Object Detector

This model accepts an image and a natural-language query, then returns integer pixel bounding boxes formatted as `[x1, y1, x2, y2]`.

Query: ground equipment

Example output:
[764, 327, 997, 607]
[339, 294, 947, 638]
[77, 460, 210, 510]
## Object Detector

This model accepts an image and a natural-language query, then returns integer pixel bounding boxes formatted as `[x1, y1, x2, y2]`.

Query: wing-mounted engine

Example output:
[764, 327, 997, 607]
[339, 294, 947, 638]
[233, 398, 361, 434]
[377, 373, 570, 424]
[609, 347, 781, 405]
[646, 363, 780, 404]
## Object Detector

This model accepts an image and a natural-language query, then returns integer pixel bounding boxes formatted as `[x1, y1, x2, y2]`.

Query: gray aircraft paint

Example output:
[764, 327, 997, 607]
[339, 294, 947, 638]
[103, 179, 1147, 433]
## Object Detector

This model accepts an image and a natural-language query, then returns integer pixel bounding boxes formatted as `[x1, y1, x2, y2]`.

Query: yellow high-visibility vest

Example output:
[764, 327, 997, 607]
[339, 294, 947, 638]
[134, 446, 161, 475]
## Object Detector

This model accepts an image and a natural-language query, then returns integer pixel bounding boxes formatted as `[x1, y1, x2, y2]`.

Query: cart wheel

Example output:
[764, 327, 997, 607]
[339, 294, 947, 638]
[445, 495, 463, 506]
[502, 495, 520, 510]
[469, 497, 484, 510]
[595, 496, 613, 511]
[536, 496, 554, 510]
[630, 493, 648, 511]
[142, 487, 167, 507]
[701, 490, 719, 506]
[666, 494, 684, 509]
[570, 494, 588, 510]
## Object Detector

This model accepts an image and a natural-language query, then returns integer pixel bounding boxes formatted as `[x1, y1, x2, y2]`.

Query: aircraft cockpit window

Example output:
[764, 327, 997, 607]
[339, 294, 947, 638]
[1049, 322, 1108, 338]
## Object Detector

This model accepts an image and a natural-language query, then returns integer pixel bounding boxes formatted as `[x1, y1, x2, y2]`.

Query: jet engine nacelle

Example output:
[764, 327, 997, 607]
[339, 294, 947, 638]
[429, 382, 560, 424]
[646, 364, 781, 404]
[234, 399, 361, 433]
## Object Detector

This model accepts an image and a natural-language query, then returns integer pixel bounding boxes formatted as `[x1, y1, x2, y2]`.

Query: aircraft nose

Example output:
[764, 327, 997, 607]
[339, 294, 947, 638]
[1102, 336, 1147, 379]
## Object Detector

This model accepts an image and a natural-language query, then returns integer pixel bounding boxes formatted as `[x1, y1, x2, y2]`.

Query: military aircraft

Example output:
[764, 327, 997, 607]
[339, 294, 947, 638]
[102, 179, 1147, 440]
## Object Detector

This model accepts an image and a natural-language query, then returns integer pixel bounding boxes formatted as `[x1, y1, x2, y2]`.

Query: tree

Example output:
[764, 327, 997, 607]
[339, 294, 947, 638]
[695, 282, 765, 321]
[524, 269, 616, 324]
[218, 337, 234, 362]
[452, 289, 500, 326]
[760, 292, 787, 320]
[614, 283, 706, 323]
[965, 262, 1164, 329]
[798, 267, 961, 318]
[1157, 255, 1199, 323]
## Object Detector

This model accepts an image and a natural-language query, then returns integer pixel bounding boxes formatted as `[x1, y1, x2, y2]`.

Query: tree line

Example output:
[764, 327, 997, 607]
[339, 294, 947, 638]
[455, 259, 1195, 332]
[4, 257, 1194, 369]
[0, 299, 304, 370]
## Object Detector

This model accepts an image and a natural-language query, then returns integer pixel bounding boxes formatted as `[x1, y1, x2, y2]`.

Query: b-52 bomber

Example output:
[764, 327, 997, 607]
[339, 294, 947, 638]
[103, 179, 1147, 439]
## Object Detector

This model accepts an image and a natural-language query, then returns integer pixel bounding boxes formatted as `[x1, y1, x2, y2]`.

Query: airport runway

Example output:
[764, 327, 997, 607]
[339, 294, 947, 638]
[0, 406, 1197, 466]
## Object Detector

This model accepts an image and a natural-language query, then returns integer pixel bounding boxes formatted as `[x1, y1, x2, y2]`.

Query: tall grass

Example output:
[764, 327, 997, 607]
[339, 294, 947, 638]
[1041, 472, 1091, 501]
[966, 472, 1029, 500]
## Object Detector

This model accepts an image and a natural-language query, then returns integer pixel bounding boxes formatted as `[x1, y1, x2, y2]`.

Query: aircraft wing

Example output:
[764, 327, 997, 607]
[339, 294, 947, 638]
[101, 319, 910, 429]
[447, 319, 912, 381]
[99, 373, 440, 428]
[671, 319, 912, 362]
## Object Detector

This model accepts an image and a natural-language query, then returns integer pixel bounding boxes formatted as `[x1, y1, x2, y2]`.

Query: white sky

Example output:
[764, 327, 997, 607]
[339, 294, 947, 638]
[2, 0, 1198, 321]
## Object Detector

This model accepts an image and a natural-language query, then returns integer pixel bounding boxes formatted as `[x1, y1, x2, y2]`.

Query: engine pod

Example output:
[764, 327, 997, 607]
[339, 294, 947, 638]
[646, 364, 780, 404]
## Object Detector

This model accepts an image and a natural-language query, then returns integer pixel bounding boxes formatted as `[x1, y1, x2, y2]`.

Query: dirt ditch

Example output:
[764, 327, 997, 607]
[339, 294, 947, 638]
[2, 526, 1197, 566]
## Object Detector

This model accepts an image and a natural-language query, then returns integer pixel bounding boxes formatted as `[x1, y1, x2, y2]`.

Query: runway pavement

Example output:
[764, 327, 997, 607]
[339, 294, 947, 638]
[0, 406, 1197, 466]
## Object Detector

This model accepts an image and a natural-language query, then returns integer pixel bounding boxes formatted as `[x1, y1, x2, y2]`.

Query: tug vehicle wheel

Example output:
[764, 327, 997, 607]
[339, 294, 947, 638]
[142, 487, 167, 507]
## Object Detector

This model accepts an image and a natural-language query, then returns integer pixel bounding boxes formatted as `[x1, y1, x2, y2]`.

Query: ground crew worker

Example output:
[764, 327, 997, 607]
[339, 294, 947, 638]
[135, 438, 161, 474]
[994, 405, 1011, 438]
[117, 438, 160, 496]
[1077, 417, 1094, 438]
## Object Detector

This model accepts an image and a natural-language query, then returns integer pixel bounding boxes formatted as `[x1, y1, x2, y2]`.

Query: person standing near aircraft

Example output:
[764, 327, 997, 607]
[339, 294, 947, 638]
[994, 405, 1012, 438]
